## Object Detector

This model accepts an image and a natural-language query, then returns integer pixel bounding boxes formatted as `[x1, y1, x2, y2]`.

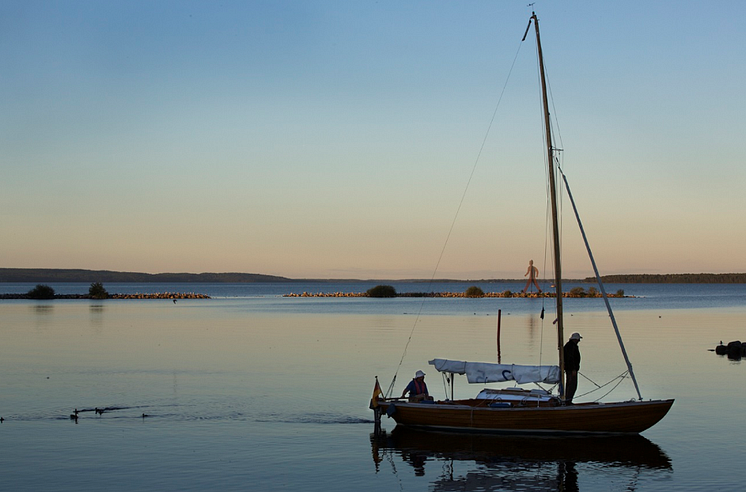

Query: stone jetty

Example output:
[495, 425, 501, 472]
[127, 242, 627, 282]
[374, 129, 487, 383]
[284, 291, 367, 298]
[0, 292, 210, 300]
[109, 292, 210, 299]
[283, 291, 626, 298]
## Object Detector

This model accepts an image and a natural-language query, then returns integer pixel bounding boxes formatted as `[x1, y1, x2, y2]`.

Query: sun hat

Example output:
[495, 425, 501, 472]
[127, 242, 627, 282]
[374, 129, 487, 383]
[570, 332, 582, 341]
[415, 370, 426, 378]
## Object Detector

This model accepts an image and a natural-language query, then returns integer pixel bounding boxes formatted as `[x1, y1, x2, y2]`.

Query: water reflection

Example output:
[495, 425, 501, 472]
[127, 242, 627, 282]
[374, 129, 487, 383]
[30, 303, 55, 332]
[30, 304, 54, 314]
[89, 303, 105, 333]
[371, 426, 671, 491]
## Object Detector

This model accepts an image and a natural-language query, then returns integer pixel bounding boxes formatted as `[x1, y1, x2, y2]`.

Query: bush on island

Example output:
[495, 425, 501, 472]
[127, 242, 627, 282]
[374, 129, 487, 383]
[502, 290, 513, 297]
[569, 287, 587, 297]
[89, 282, 109, 299]
[616, 289, 625, 297]
[27, 284, 55, 300]
[366, 285, 397, 298]
[465, 286, 485, 298]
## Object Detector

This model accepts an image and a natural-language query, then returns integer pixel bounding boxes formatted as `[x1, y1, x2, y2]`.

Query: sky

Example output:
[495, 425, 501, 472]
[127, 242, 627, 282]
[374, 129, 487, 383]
[1, 0, 744, 280]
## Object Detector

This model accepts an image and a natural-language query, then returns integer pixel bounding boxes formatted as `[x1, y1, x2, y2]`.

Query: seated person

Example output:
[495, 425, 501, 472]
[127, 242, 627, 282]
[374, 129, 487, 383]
[401, 370, 434, 402]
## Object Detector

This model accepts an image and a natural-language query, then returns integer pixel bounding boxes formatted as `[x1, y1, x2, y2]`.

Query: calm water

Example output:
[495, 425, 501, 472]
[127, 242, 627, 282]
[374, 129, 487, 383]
[1, 282, 744, 491]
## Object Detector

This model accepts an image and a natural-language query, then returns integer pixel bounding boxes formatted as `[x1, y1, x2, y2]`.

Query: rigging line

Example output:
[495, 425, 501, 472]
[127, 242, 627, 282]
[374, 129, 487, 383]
[555, 153, 564, 290]
[534, 37, 556, 289]
[537, 131, 552, 367]
[533, 32, 568, 301]
[543, 55, 564, 155]
[532, 382, 557, 394]
[559, 166, 644, 401]
[579, 370, 602, 389]
[575, 370, 629, 399]
[383, 447, 405, 492]
[535, 37, 553, 368]
[440, 372, 450, 399]
[542, 57, 567, 290]
[384, 34, 528, 398]
[593, 373, 630, 402]
[596, 376, 627, 401]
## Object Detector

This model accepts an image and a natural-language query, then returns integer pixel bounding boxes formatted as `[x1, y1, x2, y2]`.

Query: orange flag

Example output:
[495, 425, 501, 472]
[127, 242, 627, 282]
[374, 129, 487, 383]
[369, 378, 384, 409]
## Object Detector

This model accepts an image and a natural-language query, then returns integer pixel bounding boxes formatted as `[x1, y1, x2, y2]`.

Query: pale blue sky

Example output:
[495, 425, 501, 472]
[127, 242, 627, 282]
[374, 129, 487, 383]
[1, 1, 744, 279]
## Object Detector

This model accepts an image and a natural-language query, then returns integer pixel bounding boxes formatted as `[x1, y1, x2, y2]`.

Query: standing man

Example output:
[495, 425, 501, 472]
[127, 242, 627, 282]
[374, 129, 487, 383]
[563, 332, 582, 405]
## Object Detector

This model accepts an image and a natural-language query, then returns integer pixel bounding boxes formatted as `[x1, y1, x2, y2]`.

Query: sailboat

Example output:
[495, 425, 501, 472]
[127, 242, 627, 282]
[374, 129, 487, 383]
[370, 12, 673, 434]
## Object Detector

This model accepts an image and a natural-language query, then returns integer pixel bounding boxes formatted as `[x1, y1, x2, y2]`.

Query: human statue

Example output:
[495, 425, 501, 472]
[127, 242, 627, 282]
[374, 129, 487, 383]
[522, 259, 542, 293]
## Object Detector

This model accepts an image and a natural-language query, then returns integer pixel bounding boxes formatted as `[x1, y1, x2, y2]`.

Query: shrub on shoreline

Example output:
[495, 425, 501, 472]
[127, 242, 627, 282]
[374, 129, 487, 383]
[465, 286, 485, 298]
[569, 286, 587, 297]
[89, 282, 109, 299]
[27, 284, 55, 300]
[366, 285, 397, 298]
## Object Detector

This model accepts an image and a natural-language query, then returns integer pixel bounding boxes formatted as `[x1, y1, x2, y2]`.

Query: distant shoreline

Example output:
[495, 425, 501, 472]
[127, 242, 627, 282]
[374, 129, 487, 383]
[1, 268, 745, 284]
[0, 292, 210, 300]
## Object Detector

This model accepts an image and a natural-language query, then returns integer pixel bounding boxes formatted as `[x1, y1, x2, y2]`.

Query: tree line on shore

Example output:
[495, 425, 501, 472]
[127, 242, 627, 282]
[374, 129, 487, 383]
[0, 268, 289, 283]
[591, 273, 746, 283]
[2, 268, 745, 284]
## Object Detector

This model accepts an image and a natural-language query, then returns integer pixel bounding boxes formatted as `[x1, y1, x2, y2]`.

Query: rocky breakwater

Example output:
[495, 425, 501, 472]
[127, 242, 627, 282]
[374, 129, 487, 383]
[283, 291, 367, 298]
[109, 292, 210, 299]
[283, 291, 627, 298]
[1, 292, 210, 300]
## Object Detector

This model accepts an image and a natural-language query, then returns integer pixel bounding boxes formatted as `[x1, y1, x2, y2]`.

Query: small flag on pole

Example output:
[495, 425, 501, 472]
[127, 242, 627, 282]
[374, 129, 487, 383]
[369, 377, 384, 409]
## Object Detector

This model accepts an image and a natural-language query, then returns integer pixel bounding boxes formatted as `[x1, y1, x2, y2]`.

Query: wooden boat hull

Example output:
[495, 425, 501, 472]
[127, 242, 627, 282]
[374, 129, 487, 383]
[376, 399, 674, 435]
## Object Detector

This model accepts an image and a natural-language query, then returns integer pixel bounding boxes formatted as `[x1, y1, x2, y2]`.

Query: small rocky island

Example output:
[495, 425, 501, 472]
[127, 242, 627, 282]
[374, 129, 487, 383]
[714, 341, 746, 360]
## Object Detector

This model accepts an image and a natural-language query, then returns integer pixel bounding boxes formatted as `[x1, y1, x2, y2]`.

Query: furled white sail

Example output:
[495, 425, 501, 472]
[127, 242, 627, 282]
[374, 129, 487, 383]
[429, 358, 560, 384]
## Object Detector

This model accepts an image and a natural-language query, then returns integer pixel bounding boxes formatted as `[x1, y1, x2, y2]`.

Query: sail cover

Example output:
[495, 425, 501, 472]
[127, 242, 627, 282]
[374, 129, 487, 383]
[429, 358, 560, 384]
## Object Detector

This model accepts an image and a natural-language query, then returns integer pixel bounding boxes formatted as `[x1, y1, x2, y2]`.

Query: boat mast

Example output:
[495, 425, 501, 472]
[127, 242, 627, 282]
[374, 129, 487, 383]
[531, 12, 566, 399]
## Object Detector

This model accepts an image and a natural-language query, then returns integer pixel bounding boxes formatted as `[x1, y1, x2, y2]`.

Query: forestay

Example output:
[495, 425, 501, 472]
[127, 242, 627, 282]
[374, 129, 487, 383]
[429, 358, 560, 385]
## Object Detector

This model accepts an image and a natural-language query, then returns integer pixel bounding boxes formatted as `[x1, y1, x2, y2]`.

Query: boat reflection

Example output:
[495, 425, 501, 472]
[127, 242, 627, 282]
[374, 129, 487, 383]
[371, 426, 672, 491]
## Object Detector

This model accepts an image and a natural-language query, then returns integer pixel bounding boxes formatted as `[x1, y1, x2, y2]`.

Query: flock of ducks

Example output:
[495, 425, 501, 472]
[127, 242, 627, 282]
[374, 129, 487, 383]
[0, 408, 150, 423]
[68, 407, 149, 421]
